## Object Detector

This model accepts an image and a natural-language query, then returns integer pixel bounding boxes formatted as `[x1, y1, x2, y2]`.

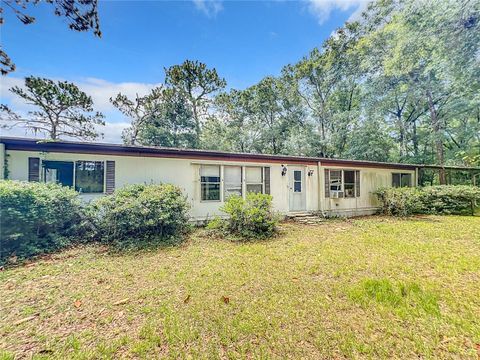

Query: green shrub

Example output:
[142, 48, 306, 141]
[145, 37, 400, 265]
[88, 184, 190, 247]
[207, 192, 279, 240]
[0, 180, 84, 263]
[375, 185, 480, 216]
[421, 185, 480, 215]
[374, 187, 425, 216]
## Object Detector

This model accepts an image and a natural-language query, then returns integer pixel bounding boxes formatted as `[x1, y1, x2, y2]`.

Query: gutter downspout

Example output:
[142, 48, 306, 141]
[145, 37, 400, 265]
[474, 173, 480, 208]
[317, 160, 323, 216]
[0, 142, 5, 180]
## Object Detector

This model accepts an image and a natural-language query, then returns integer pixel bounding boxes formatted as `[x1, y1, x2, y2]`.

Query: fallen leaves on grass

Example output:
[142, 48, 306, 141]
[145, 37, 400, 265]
[222, 296, 230, 304]
[74, 300, 82, 309]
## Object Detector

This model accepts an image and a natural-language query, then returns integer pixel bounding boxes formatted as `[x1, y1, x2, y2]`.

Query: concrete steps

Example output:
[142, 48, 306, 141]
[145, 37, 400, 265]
[286, 212, 325, 225]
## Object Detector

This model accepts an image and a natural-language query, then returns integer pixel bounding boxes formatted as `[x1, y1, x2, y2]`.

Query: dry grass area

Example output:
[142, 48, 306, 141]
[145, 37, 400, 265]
[1, 216, 480, 359]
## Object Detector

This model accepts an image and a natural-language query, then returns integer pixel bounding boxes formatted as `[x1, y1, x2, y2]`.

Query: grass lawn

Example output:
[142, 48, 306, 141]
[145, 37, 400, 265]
[1, 216, 480, 359]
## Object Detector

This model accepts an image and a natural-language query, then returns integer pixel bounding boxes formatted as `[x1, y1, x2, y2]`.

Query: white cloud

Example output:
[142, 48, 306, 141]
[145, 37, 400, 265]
[78, 77, 162, 112]
[0, 120, 130, 143]
[307, 0, 370, 24]
[0, 76, 162, 143]
[98, 121, 131, 143]
[192, 0, 223, 18]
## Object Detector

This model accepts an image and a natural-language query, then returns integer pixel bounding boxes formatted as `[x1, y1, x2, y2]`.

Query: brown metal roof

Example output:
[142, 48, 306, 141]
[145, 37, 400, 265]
[1, 136, 479, 171]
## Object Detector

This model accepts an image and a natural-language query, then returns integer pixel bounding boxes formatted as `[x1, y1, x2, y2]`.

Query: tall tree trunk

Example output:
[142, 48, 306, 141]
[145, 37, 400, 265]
[426, 90, 446, 184]
[412, 120, 419, 157]
[192, 101, 201, 148]
[130, 127, 139, 145]
[397, 117, 407, 159]
[50, 123, 58, 140]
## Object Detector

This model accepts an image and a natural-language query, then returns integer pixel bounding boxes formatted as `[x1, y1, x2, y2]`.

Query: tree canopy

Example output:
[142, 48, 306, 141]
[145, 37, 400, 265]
[198, 0, 480, 180]
[1, 76, 105, 140]
[4, 0, 479, 179]
[1, 0, 101, 75]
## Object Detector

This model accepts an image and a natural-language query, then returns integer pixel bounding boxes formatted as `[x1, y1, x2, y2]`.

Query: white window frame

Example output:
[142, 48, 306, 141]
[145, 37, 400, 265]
[293, 169, 303, 193]
[245, 166, 265, 194]
[343, 170, 356, 198]
[223, 165, 243, 199]
[198, 164, 270, 202]
[329, 169, 343, 193]
[328, 169, 359, 198]
[200, 165, 222, 202]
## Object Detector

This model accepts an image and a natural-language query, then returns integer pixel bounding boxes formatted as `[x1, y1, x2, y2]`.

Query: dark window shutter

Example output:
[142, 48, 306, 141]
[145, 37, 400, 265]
[28, 157, 40, 182]
[264, 167, 271, 195]
[324, 169, 330, 198]
[355, 170, 360, 197]
[105, 161, 115, 194]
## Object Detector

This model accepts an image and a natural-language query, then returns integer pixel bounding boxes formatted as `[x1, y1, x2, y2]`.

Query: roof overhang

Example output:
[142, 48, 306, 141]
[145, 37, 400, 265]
[2, 136, 477, 171]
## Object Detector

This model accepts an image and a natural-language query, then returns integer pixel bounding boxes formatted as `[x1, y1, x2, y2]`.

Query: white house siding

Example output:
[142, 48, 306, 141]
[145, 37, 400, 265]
[319, 164, 416, 217]
[5, 148, 415, 219]
[6, 149, 321, 220]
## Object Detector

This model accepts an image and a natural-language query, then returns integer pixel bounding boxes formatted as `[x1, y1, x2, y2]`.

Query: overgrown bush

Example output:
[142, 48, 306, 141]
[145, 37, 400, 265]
[88, 184, 191, 247]
[374, 187, 425, 216]
[0, 180, 84, 264]
[375, 185, 480, 217]
[207, 192, 279, 240]
[421, 186, 480, 215]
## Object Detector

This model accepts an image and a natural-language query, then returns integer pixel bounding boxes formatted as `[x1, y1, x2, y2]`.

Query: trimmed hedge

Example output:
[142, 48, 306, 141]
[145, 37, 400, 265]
[88, 184, 191, 247]
[0, 180, 84, 264]
[375, 185, 480, 217]
[207, 192, 279, 240]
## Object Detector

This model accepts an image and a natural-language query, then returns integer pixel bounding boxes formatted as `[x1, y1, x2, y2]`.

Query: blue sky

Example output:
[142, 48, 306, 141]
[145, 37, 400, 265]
[1, 0, 366, 142]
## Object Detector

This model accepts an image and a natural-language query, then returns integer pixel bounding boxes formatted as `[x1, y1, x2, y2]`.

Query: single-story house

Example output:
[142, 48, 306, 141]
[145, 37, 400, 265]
[0, 137, 477, 219]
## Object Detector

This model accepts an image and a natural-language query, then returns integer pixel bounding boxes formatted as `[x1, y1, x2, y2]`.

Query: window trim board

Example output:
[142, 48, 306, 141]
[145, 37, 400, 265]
[199, 164, 271, 203]
[325, 168, 361, 198]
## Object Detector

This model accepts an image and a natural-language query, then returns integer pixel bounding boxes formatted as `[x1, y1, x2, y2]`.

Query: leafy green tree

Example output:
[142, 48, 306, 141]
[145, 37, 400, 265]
[110, 88, 163, 145]
[1, 0, 101, 75]
[200, 116, 233, 152]
[286, 22, 362, 157]
[137, 88, 196, 148]
[243, 76, 305, 155]
[345, 119, 394, 162]
[165, 60, 226, 147]
[358, 0, 480, 181]
[206, 90, 262, 153]
[1, 76, 104, 140]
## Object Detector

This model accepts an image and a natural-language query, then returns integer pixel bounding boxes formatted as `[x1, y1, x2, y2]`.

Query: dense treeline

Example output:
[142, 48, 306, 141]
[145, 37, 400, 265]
[2, 0, 479, 183]
[199, 0, 479, 173]
[111, 0, 480, 175]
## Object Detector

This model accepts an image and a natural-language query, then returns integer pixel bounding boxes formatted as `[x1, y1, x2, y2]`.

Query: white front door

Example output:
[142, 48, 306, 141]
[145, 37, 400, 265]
[289, 167, 306, 212]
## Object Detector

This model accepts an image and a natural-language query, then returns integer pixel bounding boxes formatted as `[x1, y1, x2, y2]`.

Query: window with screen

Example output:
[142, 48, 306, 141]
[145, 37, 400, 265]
[325, 169, 360, 198]
[344, 170, 355, 198]
[201, 165, 221, 201]
[75, 161, 105, 193]
[329, 170, 342, 192]
[224, 166, 242, 198]
[246, 167, 264, 194]
[392, 173, 412, 188]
